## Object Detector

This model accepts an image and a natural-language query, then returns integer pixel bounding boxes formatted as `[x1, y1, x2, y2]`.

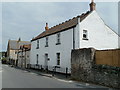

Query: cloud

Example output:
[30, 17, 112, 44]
[0, 3, 2, 51]
[2, 2, 118, 51]
[97, 2, 118, 32]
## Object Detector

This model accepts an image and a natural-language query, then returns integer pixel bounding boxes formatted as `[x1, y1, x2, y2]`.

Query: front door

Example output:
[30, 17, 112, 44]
[44, 53, 48, 69]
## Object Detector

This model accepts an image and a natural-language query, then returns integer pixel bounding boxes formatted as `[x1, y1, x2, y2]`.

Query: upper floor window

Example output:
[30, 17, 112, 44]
[45, 37, 48, 47]
[36, 40, 39, 49]
[83, 30, 88, 40]
[56, 33, 61, 45]
[56, 53, 60, 65]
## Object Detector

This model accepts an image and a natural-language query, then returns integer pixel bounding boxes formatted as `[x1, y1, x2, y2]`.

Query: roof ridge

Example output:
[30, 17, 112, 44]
[32, 11, 91, 41]
[9, 40, 30, 42]
[48, 11, 90, 30]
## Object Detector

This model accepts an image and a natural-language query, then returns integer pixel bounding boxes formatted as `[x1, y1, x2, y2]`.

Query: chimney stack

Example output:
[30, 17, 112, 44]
[45, 23, 49, 31]
[18, 37, 21, 42]
[89, 0, 96, 11]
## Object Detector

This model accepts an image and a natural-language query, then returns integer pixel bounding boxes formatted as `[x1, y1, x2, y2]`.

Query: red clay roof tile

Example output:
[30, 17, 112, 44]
[32, 11, 91, 41]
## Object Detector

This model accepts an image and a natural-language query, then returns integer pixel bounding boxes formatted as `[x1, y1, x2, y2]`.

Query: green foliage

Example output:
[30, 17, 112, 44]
[1, 57, 7, 64]
[93, 64, 120, 74]
[1, 57, 7, 61]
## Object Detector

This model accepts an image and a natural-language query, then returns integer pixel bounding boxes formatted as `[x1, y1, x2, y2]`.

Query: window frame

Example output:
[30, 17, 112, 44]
[56, 53, 60, 65]
[36, 40, 39, 49]
[36, 54, 39, 65]
[56, 33, 61, 45]
[83, 30, 88, 40]
[45, 37, 49, 47]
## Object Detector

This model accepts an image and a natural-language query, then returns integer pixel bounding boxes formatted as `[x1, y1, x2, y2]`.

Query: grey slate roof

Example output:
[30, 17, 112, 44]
[9, 40, 30, 50]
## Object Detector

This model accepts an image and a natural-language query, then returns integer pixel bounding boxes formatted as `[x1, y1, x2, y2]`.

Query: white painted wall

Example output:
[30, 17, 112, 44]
[80, 11, 119, 50]
[10, 50, 17, 60]
[18, 50, 30, 68]
[30, 28, 77, 73]
[26, 51, 30, 67]
[18, 51, 22, 67]
[30, 11, 120, 73]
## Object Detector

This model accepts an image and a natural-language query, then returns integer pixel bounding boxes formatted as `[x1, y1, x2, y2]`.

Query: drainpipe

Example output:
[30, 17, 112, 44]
[73, 27, 75, 50]
[21, 49, 23, 68]
[25, 49, 26, 68]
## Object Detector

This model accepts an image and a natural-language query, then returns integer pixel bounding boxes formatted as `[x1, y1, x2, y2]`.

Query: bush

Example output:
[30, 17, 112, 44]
[1, 57, 7, 64]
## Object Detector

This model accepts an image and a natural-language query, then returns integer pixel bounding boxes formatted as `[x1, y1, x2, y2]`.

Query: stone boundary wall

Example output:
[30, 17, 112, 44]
[71, 48, 120, 89]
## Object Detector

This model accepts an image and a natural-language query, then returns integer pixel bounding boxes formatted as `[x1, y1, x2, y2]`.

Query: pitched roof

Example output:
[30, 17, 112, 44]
[9, 40, 30, 50]
[20, 44, 31, 51]
[32, 11, 91, 41]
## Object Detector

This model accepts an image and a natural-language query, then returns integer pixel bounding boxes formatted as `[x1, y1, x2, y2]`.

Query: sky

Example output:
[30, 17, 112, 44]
[0, 1, 118, 51]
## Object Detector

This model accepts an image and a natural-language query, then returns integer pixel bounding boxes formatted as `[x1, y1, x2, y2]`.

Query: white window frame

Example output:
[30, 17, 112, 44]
[83, 30, 88, 40]
[56, 33, 61, 45]
[36, 40, 39, 49]
[56, 53, 60, 65]
[45, 37, 48, 47]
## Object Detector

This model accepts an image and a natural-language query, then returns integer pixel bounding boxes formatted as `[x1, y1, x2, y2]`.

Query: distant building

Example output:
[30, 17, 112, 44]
[18, 44, 31, 68]
[7, 38, 30, 66]
[30, 1, 120, 73]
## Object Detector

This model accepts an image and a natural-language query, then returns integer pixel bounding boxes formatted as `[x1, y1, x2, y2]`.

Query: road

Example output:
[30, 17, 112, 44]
[0, 62, 2, 89]
[2, 64, 108, 88]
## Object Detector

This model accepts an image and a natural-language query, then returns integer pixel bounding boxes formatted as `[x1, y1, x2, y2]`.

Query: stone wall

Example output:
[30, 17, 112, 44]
[71, 48, 120, 89]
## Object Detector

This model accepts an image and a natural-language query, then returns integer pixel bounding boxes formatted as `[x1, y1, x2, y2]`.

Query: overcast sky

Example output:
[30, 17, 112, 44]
[1, 1, 118, 51]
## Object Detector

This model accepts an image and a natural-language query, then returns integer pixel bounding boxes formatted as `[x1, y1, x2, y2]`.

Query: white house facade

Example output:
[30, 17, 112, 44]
[18, 44, 31, 68]
[30, 1, 120, 73]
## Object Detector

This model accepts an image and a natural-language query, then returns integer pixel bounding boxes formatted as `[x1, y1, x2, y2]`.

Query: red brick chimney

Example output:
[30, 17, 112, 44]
[45, 23, 49, 31]
[89, 0, 96, 11]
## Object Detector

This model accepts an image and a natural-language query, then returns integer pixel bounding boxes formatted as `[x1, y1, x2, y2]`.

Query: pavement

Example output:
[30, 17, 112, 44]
[0, 62, 2, 89]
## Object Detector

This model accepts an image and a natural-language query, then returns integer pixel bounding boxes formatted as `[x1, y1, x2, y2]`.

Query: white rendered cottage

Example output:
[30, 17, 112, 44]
[30, 1, 120, 73]
[18, 44, 31, 68]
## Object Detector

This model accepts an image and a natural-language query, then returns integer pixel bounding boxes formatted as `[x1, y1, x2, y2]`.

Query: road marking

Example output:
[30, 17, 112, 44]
[23, 71, 28, 73]
[29, 72, 37, 75]
[54, 78, 73, 83]
[0, 70, 2, 72]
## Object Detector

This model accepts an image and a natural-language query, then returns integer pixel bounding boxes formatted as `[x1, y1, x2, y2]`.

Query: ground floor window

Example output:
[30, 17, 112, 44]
[36, 54, 39, 65]
[56, 53, 60, 65]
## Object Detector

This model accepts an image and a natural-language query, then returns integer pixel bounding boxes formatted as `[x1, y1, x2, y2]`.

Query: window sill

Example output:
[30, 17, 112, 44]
[36, 64, 39, 66]
[36, 47, 39, 49]
[55, 65, 60, 68]
[45, 45, 49, 47]
[82, 38, 88, 40]
[56, 43, 61, 45]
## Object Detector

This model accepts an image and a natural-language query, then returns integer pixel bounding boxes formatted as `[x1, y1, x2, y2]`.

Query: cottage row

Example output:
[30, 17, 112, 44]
[7, 1, 120, 73]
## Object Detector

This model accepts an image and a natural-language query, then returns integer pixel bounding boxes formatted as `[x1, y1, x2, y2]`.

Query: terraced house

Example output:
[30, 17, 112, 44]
[18, 44, 31, 68]
[7, 38, 30, 66]
[30, 1, 120, 73]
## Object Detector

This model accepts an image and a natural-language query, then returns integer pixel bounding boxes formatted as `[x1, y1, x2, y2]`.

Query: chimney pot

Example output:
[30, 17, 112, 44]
[45, 23, 49, 31]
